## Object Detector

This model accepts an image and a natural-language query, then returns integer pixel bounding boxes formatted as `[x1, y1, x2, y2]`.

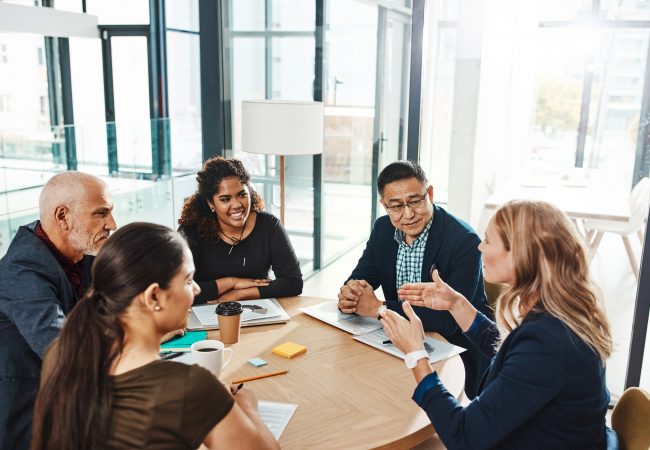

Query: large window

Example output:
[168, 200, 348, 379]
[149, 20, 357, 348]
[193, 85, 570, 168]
[419, 0, 650, 396]
[228, 0, 412, 274]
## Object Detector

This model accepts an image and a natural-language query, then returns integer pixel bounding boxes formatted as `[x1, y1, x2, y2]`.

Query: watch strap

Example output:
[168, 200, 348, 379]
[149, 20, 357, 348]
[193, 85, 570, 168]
[405, 349, 429, 369]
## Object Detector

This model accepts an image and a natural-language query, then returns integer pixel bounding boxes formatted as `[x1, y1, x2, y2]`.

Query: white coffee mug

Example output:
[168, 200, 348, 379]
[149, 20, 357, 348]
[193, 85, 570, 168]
[191, 339, 233, 378]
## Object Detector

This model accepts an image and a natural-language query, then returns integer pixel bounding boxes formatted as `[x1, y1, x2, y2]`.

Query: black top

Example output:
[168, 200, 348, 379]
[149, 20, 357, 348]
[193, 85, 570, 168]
[179, 211, 303, 303]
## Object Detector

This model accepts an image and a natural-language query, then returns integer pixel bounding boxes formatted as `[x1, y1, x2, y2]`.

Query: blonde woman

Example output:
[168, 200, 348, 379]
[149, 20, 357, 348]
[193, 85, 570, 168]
[381, 200, 615, 449]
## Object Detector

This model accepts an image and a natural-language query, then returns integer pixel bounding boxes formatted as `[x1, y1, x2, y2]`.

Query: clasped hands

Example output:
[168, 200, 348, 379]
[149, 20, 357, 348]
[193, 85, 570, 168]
[337, 279, 383, 317]
[374, 270, 465, 356]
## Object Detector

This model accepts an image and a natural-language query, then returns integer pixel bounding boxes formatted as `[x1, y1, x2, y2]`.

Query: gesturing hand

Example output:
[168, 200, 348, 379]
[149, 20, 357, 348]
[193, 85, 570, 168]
[380, 301, 425, 354]
[397, 269, 463, 312]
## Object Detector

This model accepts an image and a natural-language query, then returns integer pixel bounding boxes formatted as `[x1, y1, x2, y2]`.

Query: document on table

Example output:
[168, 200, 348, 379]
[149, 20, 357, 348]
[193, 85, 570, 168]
[300, 301, 382, 335]
[352, 328, 466, 363]
[259, 401, 298, 440]
[187, 298, 290, 330]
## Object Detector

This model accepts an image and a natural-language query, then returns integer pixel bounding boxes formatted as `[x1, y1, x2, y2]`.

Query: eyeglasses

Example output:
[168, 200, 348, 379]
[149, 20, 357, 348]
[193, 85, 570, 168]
[383, 193, 429, 215]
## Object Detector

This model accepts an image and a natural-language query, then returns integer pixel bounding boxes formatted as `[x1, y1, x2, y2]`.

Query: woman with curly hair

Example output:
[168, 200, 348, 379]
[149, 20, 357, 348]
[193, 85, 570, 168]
[381, 200, 616, 449]
[178, 157, 302, 303]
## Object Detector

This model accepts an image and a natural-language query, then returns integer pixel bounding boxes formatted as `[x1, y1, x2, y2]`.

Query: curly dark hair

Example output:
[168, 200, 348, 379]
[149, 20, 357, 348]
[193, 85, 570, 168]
[178, 157, 265, 240]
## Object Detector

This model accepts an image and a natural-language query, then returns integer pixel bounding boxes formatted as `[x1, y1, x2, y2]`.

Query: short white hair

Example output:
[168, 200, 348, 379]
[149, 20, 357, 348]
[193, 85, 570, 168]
[39, 171, 105, 223]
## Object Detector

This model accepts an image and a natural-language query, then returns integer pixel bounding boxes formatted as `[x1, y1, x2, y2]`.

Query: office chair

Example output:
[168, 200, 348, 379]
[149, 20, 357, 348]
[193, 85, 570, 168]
[611, 387, 650, 450]
[583, 177, 650, 279]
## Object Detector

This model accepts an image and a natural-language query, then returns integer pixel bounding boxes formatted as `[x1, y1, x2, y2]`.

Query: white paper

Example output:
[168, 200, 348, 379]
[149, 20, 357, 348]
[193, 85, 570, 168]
[258, 401, 298, 440]
[193, 299, 282, 327]
[352, 328, 466, 363]
[300, 301, 383, 335]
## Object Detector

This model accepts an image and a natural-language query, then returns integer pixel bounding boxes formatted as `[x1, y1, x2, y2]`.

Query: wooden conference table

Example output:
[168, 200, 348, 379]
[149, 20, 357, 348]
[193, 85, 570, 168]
[206, 296, 465, 450]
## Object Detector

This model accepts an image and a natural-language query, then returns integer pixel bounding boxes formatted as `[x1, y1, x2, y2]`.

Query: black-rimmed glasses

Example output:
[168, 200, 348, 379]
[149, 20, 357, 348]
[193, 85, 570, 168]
[383, 193, 428, 215]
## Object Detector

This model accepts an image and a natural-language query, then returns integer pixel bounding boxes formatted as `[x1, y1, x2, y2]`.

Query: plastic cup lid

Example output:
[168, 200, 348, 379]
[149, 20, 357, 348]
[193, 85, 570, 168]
[215, 301, 243, 316]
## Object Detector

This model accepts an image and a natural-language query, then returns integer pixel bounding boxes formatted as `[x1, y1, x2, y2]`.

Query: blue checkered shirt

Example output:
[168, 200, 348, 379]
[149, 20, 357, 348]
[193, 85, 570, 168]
[395, 218, 433, 293]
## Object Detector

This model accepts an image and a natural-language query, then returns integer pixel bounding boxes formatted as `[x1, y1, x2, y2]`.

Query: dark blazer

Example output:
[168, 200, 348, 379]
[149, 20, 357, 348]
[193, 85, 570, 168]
[348, 205, 491, 398]
[412, 311, 610, 449]
[0, 221, 93, 450]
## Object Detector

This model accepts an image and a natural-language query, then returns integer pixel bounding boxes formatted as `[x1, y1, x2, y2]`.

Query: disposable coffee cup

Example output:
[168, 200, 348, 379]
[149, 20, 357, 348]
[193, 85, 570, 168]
[216, 301, 243, 344]
[190, 339, 233, 378]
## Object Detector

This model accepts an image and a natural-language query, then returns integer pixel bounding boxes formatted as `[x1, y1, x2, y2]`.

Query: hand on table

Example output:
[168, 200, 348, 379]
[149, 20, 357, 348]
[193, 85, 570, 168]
[231, 277, 271, 290]
[232, 385, 258, 414]
[397, 269, 463, 312]
[380, 301, 425, 354]
[160, 328, 185, 343]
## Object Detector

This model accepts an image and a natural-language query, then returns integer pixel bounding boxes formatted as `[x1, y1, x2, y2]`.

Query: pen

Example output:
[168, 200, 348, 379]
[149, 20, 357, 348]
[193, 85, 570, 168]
[382, 340, 392, 345]
[232, 369, 289, 384]
[234, 383, 244, 395]
[160, 351, 184, 360]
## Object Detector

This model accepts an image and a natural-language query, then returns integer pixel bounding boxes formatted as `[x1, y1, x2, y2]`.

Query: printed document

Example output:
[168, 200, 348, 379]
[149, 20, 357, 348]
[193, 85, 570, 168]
[193, 299, 283, 327]
[300, 301, 382, 335]
[352, 328, 466, 364]
[259, 401, 298, 440]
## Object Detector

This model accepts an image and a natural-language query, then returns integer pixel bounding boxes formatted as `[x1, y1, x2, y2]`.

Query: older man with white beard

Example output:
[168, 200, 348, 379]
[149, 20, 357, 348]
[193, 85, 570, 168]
[0, 171, 116, 450]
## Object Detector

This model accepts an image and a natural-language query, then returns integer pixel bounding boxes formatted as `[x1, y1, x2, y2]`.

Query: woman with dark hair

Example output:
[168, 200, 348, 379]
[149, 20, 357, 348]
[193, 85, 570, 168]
[32, 222, 279, 450]
[179, 157, 302, 303]
[381, 201, 615, 449]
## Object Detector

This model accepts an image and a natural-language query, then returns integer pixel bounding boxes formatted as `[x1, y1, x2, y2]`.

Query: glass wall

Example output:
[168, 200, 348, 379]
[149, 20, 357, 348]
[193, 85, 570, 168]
[166, 0, 202, 172]
[228, 0, 412, 276]
[419, 0, 650, 396]
[0, 1, 414, 288]
[228, 0, 317, 275]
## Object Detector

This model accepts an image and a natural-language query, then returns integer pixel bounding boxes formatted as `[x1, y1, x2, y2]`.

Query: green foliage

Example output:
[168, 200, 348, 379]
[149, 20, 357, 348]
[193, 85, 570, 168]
[534, 77, 582, 134]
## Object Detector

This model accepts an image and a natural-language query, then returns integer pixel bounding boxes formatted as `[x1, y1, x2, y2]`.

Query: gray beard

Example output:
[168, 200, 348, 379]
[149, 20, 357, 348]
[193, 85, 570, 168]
[69, 217, 100, 256]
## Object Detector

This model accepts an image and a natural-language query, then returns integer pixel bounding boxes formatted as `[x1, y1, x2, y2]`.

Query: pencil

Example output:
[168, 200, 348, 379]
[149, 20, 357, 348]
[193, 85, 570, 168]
[231, 369, 288, 384]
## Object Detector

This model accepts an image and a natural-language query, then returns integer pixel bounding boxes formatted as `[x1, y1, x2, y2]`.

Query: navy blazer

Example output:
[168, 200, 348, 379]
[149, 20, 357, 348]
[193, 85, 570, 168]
[0, 221, 93, 450]
[348, 205, 491, 398]
[413, 311, 610, 449]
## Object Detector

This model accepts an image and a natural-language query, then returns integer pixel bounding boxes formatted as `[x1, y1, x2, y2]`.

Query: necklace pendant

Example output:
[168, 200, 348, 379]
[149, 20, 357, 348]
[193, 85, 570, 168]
[229, 245, 234, 255]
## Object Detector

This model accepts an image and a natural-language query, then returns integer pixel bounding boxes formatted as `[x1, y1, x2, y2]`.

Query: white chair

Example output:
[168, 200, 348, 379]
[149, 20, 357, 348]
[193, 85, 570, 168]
[583, 177, 650, 279]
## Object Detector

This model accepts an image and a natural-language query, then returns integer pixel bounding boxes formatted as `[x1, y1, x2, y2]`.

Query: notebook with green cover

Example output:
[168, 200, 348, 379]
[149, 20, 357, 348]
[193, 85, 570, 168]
[160, 331, 207, 352]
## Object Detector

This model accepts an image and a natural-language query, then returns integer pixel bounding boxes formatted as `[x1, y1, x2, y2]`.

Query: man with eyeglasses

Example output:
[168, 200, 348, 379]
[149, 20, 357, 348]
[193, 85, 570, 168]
[337, 160, 491, 399]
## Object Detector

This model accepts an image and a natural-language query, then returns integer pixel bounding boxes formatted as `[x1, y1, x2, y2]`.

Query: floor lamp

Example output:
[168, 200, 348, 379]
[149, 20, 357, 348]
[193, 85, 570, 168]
[241, 100, 324, 224]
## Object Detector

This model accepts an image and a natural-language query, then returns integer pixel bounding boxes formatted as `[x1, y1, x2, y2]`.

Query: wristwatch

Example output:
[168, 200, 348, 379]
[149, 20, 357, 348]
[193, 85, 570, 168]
[404, 350, 429, 369]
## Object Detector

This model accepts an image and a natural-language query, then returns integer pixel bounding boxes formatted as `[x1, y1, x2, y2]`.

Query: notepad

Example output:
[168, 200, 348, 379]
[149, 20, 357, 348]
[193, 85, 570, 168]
[272, 341, 307, 359]
[160, 331, 207, 352]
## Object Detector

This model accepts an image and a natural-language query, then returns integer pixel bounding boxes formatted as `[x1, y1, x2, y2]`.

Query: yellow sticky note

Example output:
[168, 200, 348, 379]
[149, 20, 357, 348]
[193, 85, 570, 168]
[272, 341, 307, 359]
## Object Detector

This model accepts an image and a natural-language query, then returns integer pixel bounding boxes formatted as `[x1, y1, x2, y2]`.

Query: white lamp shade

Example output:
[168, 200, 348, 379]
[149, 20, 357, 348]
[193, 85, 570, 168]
[241, 100, 324, 156]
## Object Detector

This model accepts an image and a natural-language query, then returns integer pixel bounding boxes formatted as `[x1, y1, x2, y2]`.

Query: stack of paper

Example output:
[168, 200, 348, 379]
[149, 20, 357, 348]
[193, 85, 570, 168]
[188, 298, 290, 331]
